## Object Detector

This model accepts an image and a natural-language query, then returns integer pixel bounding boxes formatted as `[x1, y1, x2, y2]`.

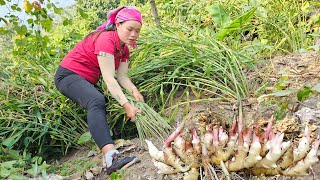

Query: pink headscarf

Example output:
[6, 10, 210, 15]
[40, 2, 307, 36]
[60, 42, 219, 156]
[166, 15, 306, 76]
[96, 6, 142, 48]
[97, 6, 142, 31]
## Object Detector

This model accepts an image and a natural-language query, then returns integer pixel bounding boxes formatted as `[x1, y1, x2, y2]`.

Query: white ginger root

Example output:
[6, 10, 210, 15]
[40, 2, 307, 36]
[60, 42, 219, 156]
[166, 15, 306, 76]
[211, 133, 238, 165]
[225, 146, 247, 171]
[242, 128, 252, 153]
[278, 141, 292, 161]
[164, 121, 185, 147]
[225, 133, 248, 171]
[183, 168, 199, 180]
[224, 133, 238, 157]
[219, 126, 229, 147]
[243, 128, 252, 145]
[283, 138, 320, 176]
[191, 128, 201, 155]
[204, 127, 214, 152]
[145, 140, 165, 162]
[212, 126, 232, 159]
[201, 136, 209, 157]
[225, 122, 252, 171]
[164, 147, 190, 172]
[173, 135, 187, 161]
[278, 145, 294, 169]
[212, 127, 220, 149]
[152, 159, 179, 174]
[259, 116, 274, 142]
[147, 114, 319, 178]
[174, 135, 200, 168]
[256, 132, 288, 168]
[259, 118, 274, 157]
[293, 126, 311, 162]
[184, 143, 200, 168]
[260, 140, 271, 157]
[244, 132, 262, 168]
[211, 118, 238, 164]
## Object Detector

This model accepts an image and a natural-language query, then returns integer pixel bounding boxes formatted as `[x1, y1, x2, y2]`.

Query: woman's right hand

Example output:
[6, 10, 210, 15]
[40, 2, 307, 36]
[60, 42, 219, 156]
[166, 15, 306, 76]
[123, 102, 141, 121]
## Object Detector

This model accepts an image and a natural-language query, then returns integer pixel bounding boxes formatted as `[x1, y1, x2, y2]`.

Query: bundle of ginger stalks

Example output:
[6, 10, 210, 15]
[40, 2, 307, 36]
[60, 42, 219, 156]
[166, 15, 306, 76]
[146, 114, 320, 180]
[128, 96, 173, 142]
[135, 102, 173, 142]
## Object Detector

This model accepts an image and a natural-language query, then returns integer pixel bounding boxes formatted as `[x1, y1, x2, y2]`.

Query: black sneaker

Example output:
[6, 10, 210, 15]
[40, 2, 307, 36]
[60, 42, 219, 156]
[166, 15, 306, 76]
[106, 153, 139, 175]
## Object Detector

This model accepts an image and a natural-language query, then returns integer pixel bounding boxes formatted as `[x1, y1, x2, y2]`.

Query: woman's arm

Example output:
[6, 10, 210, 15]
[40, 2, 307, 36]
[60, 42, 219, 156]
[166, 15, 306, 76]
[117, 61, 144, 102]
[97, 53, 141, 120]
[98, 54, 128, 106]
[117, 61, 136, 92]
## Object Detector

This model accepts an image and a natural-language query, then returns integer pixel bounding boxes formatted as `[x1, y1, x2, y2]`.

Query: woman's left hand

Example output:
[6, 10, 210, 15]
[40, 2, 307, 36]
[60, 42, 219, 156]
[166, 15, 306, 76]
[132, 88, 144, 102]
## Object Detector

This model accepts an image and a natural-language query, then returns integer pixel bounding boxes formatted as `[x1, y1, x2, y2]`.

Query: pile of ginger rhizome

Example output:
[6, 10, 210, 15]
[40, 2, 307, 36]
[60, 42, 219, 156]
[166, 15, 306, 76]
[146, 110, 319, 179]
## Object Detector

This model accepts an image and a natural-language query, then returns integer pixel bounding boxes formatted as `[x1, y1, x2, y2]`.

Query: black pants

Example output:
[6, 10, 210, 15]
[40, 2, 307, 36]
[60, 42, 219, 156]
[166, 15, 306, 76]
[54, 66, 114, 149]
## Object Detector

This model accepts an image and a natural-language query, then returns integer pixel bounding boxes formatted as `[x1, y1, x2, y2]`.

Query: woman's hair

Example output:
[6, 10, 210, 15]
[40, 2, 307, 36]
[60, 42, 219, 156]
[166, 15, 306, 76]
[84, 23, 118, 41]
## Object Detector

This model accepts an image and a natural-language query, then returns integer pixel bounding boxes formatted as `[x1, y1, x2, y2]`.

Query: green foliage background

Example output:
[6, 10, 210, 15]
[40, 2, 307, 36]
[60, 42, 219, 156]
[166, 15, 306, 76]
[0, 0, 319, 178]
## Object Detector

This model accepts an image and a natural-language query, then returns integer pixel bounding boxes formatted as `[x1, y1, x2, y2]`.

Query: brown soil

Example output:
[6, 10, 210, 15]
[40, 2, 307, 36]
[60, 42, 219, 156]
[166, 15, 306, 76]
[53, 51, 320, 180]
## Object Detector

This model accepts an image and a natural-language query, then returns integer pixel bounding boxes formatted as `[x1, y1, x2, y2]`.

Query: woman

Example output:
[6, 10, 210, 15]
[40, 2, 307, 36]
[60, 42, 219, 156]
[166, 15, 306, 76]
[54, 6, 143, 175]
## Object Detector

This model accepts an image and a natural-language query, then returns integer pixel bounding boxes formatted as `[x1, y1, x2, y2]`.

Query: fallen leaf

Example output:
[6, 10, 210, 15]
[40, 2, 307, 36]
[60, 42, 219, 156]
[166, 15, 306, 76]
[119, 145, 137, 154]
[115, 139, 125, 148]
[87, 150, 98, 157]
[115, 139, 133, 148]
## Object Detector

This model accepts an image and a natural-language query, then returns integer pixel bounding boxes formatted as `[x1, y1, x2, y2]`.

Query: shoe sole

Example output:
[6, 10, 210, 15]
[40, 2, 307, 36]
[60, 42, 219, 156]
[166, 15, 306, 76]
[121, 157, 141, 170]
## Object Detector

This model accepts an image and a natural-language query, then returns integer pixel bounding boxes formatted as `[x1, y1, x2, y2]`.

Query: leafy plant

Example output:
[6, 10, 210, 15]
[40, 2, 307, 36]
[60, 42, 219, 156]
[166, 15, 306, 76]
[259, 83, 320, 120]
[129, 26, 252, 110]
[110, 170, 124, 180]
[0, 146, 47, 179]
[0, 0, 92, 158]
[48, 155, 98, 177]
[208, 3, 258, 41]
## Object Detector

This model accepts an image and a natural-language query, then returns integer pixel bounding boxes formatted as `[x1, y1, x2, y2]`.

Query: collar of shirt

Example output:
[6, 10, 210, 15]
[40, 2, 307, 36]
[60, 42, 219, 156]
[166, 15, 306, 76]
[113, 31, 126, 53]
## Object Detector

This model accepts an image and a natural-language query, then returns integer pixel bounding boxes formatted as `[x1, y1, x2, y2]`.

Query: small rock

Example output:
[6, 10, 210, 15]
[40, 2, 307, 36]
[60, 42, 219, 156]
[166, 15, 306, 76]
[295, 107, 320, 124]
[90, 166, 102, 175]
[85, 171, 94, 180]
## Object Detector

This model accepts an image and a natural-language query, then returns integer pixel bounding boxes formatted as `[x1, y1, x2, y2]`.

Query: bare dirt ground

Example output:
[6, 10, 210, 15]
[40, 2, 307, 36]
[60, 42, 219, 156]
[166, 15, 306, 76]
[54, 51, 320, 180]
